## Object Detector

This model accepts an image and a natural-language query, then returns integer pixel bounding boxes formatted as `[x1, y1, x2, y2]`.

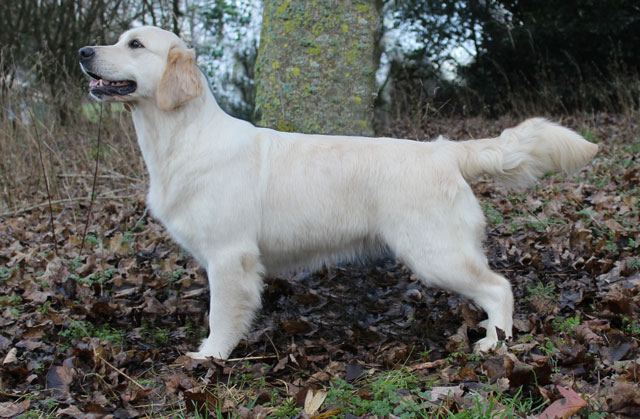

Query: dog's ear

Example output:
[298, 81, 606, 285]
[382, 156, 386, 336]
[156, 45, 202, 111]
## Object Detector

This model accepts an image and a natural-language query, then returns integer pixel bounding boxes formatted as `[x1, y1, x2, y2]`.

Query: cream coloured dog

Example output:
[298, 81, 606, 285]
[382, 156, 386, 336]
[79, 26, 598, 359]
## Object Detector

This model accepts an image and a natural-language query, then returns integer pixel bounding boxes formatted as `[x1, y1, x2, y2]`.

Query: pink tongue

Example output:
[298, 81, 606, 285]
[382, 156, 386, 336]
[89, 79, 100, 88]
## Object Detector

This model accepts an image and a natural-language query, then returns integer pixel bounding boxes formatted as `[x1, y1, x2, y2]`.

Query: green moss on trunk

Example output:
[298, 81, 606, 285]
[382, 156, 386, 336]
[254, 0, 381, 136]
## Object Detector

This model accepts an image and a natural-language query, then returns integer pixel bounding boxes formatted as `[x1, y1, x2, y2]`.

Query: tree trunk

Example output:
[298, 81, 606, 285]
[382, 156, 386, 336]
[254, 0, 381, 136]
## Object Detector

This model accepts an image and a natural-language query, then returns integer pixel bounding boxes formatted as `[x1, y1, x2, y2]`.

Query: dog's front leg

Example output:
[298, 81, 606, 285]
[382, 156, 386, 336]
[187, 251, 264, 360]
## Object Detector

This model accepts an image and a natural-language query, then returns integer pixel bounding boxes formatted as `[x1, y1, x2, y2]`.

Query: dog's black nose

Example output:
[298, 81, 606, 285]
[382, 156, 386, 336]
[78, 47, 95, 61]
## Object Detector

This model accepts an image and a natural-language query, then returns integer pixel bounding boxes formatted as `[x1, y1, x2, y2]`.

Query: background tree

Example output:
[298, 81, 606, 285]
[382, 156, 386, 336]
[393, 0, 640, 114]
[253, 0, 382, 135]
[0, 0, 259, 122]
[2, 0, 638, 123]
[0, 0, 142, 123]
[190, 0, 260, 120]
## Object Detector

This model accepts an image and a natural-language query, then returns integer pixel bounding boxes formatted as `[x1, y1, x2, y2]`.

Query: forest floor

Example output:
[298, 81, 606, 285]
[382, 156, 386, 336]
[0, 112, 638, 418]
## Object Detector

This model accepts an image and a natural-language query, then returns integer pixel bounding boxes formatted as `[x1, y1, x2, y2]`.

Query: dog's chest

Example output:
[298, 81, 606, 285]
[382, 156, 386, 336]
[146, 184, 209, 265]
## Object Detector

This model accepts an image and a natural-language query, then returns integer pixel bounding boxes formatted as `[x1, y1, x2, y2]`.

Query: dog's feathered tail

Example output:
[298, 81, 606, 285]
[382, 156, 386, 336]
[456, 118, 598, 188]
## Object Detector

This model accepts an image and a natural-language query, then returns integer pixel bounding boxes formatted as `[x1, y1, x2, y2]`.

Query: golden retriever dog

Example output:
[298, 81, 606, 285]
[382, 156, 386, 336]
[79, 26, 598, 359]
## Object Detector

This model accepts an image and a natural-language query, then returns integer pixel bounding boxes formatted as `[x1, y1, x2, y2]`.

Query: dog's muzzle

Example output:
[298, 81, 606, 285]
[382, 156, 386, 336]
[78, 47, 137, 99]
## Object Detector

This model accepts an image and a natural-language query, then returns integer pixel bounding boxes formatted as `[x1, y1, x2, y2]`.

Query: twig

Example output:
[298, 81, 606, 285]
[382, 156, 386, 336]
[133, 207, 149, 231]
[0, 193, 142, 217]
[56, 173, 136, 181]
[71, 319, 146, 391]
[98, 356, 147, 391]
[80, 103, 104, 255]
[28, 108, 58, 256]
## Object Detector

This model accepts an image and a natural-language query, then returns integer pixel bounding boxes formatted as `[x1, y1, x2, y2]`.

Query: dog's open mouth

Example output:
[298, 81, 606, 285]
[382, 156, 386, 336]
[85, 70, 136, 97]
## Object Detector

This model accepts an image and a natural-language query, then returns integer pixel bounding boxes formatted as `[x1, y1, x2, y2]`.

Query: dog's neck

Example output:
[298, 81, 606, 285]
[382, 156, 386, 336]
[129, 84, 227, 183]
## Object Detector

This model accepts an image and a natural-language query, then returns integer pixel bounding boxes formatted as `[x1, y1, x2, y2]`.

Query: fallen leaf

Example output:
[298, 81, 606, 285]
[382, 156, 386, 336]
[273, 356, 289, 372]
[409, 359, 446, 371]
[538, 386, 587, 419]
[46, 357, 75, 400]
[304, 389, 327, 416]
[55, 405, 86, 418]
[184, 390, 221, 415]
[345, 360, 363, 382]
[2, 347, 17, 364]
[0, 400, 29, 418]
[428, 385, 464, 403]
[281, 319, 313, 335]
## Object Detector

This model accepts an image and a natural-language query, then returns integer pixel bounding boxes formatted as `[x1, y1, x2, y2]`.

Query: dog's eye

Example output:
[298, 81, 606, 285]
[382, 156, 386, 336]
[129, 40, 144, 49]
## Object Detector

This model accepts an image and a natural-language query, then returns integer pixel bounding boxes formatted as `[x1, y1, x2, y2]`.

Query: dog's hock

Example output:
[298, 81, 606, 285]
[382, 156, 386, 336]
[156, 45, 203, 111]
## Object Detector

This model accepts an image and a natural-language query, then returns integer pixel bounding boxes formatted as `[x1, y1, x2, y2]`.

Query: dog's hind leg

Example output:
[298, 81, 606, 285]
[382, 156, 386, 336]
[393, 236, 513, 351]
[461, 270, 513, 352]
[381, 192, 513, 352]
[187, 250, 264, 360]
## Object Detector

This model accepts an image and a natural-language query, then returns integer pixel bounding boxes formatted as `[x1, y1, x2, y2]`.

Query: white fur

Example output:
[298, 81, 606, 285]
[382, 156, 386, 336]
[82, 26, 598, 359]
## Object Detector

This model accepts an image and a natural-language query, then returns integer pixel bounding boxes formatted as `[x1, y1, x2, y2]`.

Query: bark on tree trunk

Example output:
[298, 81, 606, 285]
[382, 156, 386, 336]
[254, 0, 381, 136]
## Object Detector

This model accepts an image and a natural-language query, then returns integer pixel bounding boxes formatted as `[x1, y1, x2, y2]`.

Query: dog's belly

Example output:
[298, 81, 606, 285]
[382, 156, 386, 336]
[258, 230, 381, 275]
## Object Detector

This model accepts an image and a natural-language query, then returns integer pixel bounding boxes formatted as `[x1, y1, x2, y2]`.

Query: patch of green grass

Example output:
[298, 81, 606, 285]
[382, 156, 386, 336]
[152, 328, 169, 344]
[620, 140, 640, 159]
[456, 390, 530, 419]
[58, 320, 124, 350]
[578, 128, 601, 144]
[325, 370, 430, 418]
[445, 343, 471, 365]
[482, 202, 504, 226]
[170, 268, 185, 283]
[526, 219, 546, 233]
[0, 292, 23, 317]
[323, 369, 544, 418]
[605, 241, 619, 253]
[131, 218, 146, 232]
[623, 317, 640, 337]
[93, 324, 125, 345]
[552, 315, 580, 335]
[526, 280, 555, 301]
[269, 397, 300, 418]
[527, 216, 567, 233]
[496, 386, 546, 417]
[505, 212, 567, 234]
[17, 410, 54, 419]
[84, 234, 103, 249]
[0, 265, 18, 283]
[15, 398, 59, 419]
[136, 378, 158, 388]
[140, 323, 172, 345]
[507, 219, 524, 233]
[185, 321, 208, 341]
[538, 337, 561, 373]
[37, 301, 52, 314]
[0, 292, 23, 306]
[70, 267, 117, 286]
[122, 230, 134, 244]
[69, 256, 83, 271]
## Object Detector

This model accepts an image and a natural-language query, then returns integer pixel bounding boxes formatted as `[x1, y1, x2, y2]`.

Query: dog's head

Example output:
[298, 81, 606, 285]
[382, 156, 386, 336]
[79, 26, 203, 111]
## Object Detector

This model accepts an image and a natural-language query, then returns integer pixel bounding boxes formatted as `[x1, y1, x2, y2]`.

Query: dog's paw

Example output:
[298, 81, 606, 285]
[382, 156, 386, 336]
[187, 339, 233, 360]
[186, 350, 229, 360]
[473, 337, 498, 353]
[186, 351, 211, 360]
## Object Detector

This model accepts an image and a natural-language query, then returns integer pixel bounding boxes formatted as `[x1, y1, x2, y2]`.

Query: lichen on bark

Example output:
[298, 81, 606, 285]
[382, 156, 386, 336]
[254, 0, 381, 136]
